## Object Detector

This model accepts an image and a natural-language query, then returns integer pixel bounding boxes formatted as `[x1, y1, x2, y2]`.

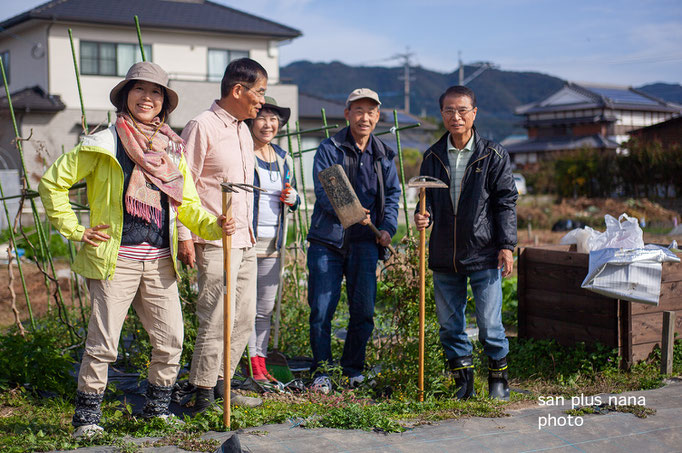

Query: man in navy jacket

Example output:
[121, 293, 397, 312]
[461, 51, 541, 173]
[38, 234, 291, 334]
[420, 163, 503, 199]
[307, 88, 400, 392]
[415, 85, 518, 401]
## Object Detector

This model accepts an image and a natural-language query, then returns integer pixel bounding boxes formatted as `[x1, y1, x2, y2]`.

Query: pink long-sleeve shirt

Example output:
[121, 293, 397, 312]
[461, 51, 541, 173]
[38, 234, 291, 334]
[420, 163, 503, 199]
[178, 101, 255, 248]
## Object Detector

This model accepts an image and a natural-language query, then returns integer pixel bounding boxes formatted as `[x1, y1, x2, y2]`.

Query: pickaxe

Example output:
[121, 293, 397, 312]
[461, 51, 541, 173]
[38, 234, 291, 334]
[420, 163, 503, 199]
[408, 175, 448, 402]
[219, 181, 266, 429]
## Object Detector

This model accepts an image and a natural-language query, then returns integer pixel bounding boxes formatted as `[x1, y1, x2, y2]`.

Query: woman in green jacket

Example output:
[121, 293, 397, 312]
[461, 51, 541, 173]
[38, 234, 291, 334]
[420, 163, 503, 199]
[39, 62, 233, 437]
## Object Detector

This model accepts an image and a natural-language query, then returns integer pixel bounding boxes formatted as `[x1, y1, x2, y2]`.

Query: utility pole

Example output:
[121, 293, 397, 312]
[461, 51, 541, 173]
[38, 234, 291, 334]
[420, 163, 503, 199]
[395, 47, 415, 113]
[458, 50, 464, 85]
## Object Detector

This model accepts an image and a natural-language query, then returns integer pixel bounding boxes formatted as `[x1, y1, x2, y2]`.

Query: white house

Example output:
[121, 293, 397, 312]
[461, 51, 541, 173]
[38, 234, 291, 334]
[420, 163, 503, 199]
[0, 0, 301, 186]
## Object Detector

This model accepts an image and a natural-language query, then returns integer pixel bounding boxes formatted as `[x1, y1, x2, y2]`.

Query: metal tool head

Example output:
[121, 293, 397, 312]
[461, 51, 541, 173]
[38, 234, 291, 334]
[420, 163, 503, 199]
[220, 181, 267, 193]
[408, 175, 448, 189]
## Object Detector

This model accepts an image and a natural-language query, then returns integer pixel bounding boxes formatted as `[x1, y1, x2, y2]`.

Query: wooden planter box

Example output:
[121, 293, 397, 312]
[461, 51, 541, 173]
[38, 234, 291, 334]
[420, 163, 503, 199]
[518, 245, 682, 366]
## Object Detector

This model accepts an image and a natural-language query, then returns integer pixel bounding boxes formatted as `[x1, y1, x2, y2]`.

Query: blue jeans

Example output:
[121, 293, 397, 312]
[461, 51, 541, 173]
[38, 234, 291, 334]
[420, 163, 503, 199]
[307, 241, 378, 377]
[433, 268, 509, 361]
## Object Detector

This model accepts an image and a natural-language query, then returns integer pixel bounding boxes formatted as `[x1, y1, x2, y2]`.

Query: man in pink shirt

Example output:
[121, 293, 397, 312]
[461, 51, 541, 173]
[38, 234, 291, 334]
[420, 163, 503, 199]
[177, 58, 267, 411]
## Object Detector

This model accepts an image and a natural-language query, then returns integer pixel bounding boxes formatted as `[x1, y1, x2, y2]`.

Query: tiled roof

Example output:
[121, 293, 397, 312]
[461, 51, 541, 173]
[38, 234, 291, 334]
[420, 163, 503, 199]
[0, 0, 301, 39]
[298, 92, 346, 120]
[0, 86, 65, 112]
[506, 134, 619, 154]
[518, 82, 681, 115]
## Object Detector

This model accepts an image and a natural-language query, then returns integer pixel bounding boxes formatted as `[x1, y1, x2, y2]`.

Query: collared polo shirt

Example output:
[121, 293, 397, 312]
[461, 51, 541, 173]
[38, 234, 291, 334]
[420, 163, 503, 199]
[178, 101, 255, 248]
[447, 133, 474, 213]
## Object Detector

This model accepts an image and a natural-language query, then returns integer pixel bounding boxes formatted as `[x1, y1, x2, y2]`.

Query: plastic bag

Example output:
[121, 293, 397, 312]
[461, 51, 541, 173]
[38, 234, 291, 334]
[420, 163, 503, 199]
[581, 245, 680, 305]
[560, 214, 644, 253]
[590, 214, 644, 250]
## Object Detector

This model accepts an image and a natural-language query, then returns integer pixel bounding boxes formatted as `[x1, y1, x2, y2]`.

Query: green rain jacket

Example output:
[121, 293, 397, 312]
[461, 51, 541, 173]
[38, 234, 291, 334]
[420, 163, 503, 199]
[39, 125, 221, 280]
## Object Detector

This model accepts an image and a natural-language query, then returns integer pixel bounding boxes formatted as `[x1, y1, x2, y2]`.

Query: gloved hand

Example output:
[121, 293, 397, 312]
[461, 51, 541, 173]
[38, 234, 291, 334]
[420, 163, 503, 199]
[279, 183, 298, 207]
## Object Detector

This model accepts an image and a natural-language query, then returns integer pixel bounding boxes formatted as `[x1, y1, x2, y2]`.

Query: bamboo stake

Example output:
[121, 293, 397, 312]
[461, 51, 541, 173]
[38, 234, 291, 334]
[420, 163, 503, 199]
[285, 124, 303, 301]
[392, 110, 411, 239]
[294, 121, 309, 234]
[134, 16, 146, 61]
[0, 58, 37, 330]
[68, 29, 87, 133]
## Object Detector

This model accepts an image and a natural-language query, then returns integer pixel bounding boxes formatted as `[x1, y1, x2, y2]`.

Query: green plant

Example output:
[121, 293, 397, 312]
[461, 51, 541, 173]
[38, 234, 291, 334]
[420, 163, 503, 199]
[0, 329, 76, 396]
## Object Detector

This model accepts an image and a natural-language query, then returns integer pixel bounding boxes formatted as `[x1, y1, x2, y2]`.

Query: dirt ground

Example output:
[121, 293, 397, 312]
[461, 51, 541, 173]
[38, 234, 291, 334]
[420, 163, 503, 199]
[0, 259, 77, 330]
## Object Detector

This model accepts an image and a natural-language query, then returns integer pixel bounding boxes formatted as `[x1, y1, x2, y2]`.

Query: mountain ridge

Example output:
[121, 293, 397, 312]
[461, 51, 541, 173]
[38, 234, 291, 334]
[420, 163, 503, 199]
[281, 60, 682, 141]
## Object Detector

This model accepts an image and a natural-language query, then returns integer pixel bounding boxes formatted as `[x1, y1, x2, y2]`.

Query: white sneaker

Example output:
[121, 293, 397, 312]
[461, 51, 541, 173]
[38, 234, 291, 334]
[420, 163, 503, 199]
[349, 374, 376, 389]
[72, 423, 103, 438]
[311, 375, 332, 394]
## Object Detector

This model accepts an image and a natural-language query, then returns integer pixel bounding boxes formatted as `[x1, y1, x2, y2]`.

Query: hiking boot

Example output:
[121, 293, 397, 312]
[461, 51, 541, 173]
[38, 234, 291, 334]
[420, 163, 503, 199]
[449, 355, 476, 400]
[230, 391, 262, 407]
[72, 390, 104, 429]
[488, 357, 510, 401]
[193, 387, 216, 414]
[142, 383, 173, 419]
[72, 423, 104, 439]
[311, 375, 332, 394]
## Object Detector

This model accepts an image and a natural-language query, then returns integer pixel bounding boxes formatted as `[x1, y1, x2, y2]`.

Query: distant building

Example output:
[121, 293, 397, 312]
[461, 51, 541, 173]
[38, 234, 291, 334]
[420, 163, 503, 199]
[628, 116, 682, 148]
[507, 82, 682, 165]
[0, 0, 301, 185]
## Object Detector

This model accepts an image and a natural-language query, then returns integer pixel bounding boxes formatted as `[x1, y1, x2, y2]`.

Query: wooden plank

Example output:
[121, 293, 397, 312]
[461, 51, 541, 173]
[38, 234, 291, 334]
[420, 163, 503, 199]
[630, 311, 682, 344]
[518, 247, 528, 338]
[632, 341, 659, 363]
[524, 261, 598, 296]
[661, 259, 682, 283]
[522, 314, 619, 347]
[523, 288, 618, 327]
[619, 300, 632, 367]
[630, 281, 682, 314]
[661, 311, 675, 375]
[522, 247, 589, 268]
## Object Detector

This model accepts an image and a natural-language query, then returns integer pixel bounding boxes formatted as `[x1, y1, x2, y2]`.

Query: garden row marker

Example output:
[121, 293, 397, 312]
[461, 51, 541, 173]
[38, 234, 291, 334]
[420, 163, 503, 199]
[408, 175, 448, 401]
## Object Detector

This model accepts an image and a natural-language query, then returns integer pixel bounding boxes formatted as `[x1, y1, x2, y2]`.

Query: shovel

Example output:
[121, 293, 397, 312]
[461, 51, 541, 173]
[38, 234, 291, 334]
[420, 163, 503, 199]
[318, 164, 396, 256]
[408, 175, 448, 402]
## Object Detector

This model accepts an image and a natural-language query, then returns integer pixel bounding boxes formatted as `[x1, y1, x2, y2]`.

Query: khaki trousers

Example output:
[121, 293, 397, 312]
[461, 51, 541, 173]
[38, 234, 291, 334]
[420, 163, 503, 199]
[189, 243, 257, 387]
[79, 257, 183, 394]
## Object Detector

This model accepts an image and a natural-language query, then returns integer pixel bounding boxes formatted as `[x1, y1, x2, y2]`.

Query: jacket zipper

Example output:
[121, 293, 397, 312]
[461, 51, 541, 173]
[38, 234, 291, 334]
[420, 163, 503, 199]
[452, 152, 490, 273]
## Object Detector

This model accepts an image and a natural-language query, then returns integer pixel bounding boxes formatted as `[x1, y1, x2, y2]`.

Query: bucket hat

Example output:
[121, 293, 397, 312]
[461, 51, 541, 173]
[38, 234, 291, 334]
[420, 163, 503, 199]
[109, 61, 179, 113]
[260, 96, 291, 126]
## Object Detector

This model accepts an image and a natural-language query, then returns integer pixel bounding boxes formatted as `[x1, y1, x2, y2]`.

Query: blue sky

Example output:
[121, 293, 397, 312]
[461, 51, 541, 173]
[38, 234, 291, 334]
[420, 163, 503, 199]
[2, 0, 681, 86]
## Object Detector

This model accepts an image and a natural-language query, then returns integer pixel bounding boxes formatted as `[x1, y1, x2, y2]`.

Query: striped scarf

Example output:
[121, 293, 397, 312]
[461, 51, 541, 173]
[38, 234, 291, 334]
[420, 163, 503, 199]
[115, 113, 184, 228]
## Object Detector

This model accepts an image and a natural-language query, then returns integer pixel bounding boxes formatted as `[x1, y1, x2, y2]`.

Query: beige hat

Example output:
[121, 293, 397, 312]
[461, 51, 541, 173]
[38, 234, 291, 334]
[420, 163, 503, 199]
[345, 88, 381, 107]
[109, 61, 179, 113]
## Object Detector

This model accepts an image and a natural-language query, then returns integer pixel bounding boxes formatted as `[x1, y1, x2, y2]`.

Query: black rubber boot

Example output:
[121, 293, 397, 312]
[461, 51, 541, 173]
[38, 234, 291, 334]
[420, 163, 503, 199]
[72, 390, 104, 427]
[142, 383, 173, 418]
[214, 379, 225, 400]
[193, 387, 215, 414]
[488, 357, 510, 401]
[448, 356, 476, 400]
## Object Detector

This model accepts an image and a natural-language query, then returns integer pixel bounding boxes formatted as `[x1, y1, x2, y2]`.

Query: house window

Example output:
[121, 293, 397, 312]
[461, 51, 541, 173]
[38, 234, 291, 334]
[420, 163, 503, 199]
[207, 49, 249, 82]
[0, 51, 8, 83]
[80, 41, 152, 76]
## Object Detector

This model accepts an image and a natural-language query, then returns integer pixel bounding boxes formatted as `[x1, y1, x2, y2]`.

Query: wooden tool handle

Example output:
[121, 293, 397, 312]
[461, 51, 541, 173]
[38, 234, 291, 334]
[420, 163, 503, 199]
[418, 187, 426, 402]
[367, 222, 397, 256]
[222, 190, 232, 428]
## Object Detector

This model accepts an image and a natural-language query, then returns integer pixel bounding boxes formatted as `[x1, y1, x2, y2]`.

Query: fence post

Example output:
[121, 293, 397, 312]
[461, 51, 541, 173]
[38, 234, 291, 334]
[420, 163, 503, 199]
[661, 310, 675, 375]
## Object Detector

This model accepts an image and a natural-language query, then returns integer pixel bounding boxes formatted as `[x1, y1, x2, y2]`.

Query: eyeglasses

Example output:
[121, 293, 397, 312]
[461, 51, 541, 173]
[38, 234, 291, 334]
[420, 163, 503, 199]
[441, 107, 475, 117]
[238, 83, 266, 98]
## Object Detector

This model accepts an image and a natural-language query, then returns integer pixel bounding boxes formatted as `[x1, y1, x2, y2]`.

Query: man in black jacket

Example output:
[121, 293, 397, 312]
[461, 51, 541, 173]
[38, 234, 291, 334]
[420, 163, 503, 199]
[414, 85, 517, 400]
